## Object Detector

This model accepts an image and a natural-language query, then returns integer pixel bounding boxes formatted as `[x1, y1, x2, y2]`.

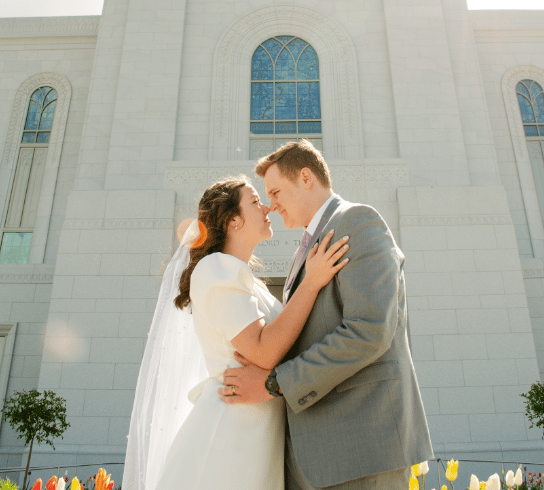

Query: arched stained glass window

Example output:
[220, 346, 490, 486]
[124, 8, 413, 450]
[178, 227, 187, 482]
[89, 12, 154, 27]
[250, 37, 322, 158]
[0, 87, 57, 264]
[517, 80, 544, 137]
[517, 79, 544, 229]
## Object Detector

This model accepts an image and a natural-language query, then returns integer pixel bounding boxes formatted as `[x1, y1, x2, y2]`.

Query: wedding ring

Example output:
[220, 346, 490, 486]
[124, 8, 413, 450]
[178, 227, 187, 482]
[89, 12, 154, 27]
[231, 385, 236, 396]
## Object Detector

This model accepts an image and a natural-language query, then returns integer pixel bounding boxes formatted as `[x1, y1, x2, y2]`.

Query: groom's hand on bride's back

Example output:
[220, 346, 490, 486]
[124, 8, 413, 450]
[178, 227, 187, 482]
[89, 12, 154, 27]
[219, 353, 274, 404]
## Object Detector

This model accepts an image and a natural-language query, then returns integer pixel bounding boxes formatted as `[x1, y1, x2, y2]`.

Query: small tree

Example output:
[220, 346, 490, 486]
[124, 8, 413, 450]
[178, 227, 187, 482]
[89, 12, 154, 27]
[1, 389, 70, 490]
[521, 381, 544, 438]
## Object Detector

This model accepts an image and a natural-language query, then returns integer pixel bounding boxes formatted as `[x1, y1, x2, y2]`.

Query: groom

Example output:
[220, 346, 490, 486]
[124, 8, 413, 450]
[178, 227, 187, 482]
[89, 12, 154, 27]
[222, 140, 433, 489]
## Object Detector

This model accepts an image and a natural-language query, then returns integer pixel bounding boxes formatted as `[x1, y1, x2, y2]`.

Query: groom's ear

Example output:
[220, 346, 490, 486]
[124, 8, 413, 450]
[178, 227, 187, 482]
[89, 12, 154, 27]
[299, 167, 315, 188]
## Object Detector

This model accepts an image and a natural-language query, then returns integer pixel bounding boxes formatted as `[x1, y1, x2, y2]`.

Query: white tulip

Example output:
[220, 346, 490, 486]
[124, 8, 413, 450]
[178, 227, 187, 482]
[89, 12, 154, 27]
[514, 468, 523, 485]
[505, 470, 515, 487]
[420, 461, 430, 475]
[55, 478, 66, 490]
[486, 473, 501, 490]
[469, 474, 480, 490]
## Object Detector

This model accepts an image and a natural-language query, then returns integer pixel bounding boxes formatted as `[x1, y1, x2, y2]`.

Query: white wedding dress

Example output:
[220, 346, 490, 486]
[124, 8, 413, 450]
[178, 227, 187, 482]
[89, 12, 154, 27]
[154, 252, 285, 490]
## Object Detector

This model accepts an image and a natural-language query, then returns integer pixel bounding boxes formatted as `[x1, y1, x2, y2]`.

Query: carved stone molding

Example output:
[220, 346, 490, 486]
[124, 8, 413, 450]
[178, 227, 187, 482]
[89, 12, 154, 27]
[522, 259, 544, 279]
[474, 29, 544, 38]
[165, 165, 407, 195]
[260, 259, 291, 276]
[0, 272, 54, 284]
[523, 268, 544, 279]
[0, 73, 72, 265]
[0, 264, 55, 283]
[0, 36, 97, 46]
[63, 218, 173, 230]
[209, 6, 363, 160]
[0, 17, 100, 35]
[502, 65, 544, 258]
[400, 215, 513, 227]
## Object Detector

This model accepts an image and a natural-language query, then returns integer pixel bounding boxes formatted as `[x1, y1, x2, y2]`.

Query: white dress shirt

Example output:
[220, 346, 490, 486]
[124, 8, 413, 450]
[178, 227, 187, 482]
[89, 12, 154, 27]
[305, 193, 335, 236]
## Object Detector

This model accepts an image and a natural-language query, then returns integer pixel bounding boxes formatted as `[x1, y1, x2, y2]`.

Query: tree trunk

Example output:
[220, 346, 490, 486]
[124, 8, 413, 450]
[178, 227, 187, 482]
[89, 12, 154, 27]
[22, 436, 34, 490]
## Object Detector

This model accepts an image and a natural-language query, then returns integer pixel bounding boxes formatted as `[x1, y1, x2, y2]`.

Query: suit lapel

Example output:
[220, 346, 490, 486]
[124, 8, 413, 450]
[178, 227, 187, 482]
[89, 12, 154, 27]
[284, 195, 342, 302]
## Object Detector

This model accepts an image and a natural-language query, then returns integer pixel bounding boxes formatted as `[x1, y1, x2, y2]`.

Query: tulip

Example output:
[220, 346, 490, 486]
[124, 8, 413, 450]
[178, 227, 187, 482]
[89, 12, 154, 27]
[445, 459, 459, 482]
[95, 468, 114, 490]
[71, 477, 81, 490]
[505, 470, 515, 487]
[411, 463, 421, 477]
[55, 477, 65, 490]
[419, 461, 430, 476]
[409, 474, 419, 490]
[31, 479, 43, 490]
[469, 474, 480, 490]
[514, 468, 523, 485]
[441, 486, 447, 490]
[486, 473, 500, 490]
[46, 476, 58, 490]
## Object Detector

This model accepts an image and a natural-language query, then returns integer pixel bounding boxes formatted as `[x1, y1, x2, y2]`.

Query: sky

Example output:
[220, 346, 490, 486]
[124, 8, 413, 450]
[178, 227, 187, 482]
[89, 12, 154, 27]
[0, 0, 543, 18]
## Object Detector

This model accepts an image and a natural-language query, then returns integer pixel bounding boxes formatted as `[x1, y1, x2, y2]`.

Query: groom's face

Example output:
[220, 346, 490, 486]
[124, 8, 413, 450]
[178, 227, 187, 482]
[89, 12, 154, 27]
[264, 164, 309, 229]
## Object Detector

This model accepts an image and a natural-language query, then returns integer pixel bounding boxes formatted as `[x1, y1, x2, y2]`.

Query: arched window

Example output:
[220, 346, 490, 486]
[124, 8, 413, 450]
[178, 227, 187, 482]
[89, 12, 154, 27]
[517, 80, 544, 137]
[517, 79, 544, 229]
[250, 36, 321, 158]
[0, 87, 57, 264]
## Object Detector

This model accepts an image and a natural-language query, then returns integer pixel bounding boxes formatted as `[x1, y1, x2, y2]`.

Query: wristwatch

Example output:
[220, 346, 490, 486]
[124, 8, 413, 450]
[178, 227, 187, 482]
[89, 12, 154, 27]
[265, 368, 283, 397]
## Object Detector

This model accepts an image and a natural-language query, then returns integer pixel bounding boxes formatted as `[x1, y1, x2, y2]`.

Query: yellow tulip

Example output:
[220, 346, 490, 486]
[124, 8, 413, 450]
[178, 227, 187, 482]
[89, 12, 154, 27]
[409, 474, 420, 490]
[412, 464, 422, 477]
[441, 486, 448, 490]
[71, 477, 81, 490]
[445, 459, 459, 482]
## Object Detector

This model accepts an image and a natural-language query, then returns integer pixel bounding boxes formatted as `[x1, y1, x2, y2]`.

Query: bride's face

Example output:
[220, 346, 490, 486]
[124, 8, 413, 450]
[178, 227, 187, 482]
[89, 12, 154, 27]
[234, 185, 272, 245]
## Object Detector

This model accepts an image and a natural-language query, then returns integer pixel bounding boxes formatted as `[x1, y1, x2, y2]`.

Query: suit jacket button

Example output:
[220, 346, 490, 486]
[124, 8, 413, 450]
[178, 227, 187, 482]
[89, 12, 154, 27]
[309, 391, 317, 398]
[298, 399, 306, 405]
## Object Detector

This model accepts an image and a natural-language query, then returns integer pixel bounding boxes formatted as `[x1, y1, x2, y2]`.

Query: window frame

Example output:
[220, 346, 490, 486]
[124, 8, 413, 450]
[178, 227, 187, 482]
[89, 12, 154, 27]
[0, 73, 71, 265]
[502, 66, 544, 259]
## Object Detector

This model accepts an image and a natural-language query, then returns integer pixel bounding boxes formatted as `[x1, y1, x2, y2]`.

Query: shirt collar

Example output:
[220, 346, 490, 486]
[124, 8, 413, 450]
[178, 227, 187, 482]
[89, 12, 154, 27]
[305, 194, 335, 236]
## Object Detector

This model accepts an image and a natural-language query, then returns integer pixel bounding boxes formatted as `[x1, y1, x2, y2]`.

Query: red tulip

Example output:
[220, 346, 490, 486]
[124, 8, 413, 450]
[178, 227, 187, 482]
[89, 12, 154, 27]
[31, 479, 43, 490]
[46, 476, 57, 490]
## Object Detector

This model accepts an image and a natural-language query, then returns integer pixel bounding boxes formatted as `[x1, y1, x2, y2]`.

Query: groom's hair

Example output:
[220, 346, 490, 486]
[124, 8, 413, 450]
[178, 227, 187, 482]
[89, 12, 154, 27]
[255, 139, 332, 188]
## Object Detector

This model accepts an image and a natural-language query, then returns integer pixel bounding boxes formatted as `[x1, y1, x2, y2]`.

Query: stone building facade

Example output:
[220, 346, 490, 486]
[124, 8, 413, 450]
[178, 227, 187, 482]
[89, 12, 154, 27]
[1, 0, 544, 485]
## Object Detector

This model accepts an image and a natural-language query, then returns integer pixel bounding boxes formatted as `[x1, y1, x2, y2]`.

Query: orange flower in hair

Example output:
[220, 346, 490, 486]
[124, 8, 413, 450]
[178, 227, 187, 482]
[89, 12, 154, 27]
[192, 220, 207, 248]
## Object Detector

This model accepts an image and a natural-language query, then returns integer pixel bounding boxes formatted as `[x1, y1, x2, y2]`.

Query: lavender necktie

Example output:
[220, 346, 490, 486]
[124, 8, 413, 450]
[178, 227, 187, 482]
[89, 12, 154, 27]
[284, 230, 313, 304]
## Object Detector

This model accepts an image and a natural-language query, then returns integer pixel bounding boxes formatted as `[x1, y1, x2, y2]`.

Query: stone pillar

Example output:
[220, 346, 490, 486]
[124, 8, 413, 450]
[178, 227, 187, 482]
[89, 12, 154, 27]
[383, 0, 470, 186]
[104, 0, 188, 190]
[74, 0, 131, 191]
[441, 0, 501, 186]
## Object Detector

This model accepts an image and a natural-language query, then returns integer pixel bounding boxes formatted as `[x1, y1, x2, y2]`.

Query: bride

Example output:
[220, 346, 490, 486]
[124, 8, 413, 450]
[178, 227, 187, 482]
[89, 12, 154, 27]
[122, 175, 349, 490]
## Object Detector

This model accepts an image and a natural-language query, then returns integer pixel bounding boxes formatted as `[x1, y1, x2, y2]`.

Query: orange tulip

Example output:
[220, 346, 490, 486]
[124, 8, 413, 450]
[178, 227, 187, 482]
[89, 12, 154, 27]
[46, 476, 57, 490]
[107, 482, 115, 490]
[31, 479, 43, 490]
[96, 468, 113, 490]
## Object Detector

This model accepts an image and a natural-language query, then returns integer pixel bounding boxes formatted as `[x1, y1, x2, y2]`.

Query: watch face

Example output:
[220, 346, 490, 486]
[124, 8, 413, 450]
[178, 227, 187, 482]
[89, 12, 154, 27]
[265, 375, 280, 394]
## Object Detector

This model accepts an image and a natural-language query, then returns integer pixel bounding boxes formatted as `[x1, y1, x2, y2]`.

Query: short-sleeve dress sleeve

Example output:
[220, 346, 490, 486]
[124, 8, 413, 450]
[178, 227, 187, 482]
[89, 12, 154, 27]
[190, 253, 266, 340]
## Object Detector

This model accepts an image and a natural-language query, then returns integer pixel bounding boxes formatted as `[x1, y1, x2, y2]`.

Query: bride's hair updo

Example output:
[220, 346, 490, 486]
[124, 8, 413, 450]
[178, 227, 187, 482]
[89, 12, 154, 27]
[175, 175, 251, 309]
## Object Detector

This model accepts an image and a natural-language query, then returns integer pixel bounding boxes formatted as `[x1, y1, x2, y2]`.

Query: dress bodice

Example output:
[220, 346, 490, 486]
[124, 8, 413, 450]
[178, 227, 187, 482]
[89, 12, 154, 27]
[190, 252, 283, 379]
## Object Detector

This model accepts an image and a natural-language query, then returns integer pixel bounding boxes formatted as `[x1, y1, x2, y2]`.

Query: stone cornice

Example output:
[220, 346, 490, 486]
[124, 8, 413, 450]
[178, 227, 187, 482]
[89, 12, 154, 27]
[400, 215, 513, 227]
[63, 218, 174, 230]
[0, 36, 97, 46]
[0, 265, 54, 283]
[0, 16, 100, 37]
[474, 29, 544, 38]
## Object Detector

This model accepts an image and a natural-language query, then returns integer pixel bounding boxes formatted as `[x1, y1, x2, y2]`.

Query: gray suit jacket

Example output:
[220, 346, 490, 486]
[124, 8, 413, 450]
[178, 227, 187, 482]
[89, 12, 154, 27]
[276, 195, 433, 488]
